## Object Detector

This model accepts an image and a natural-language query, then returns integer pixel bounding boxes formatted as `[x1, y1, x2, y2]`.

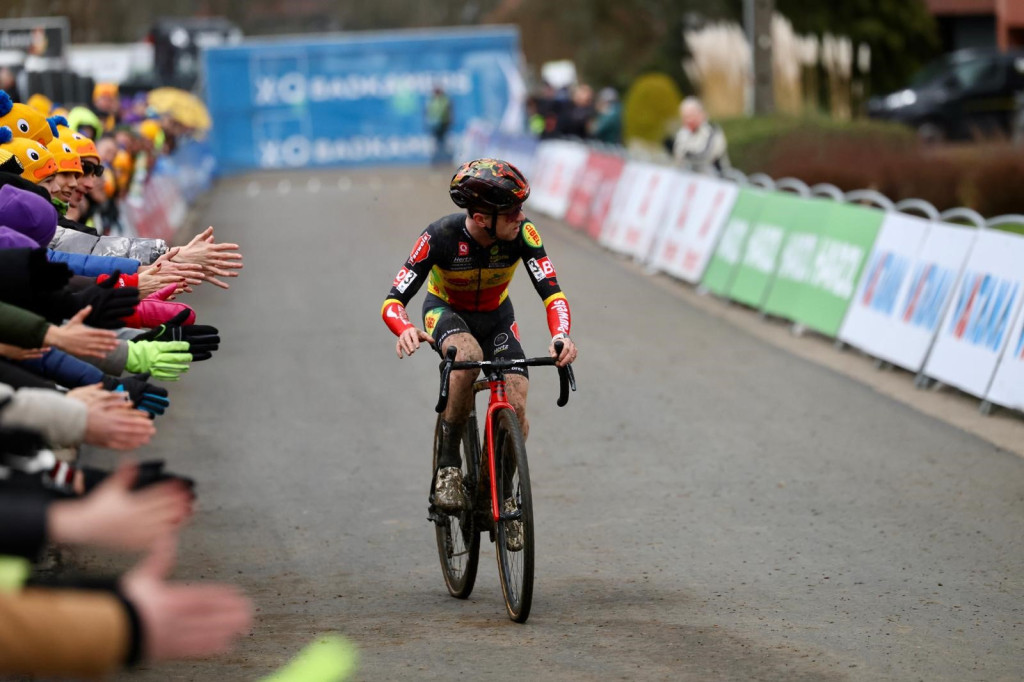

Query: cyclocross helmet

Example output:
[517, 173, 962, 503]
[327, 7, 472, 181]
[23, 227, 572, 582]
[449, 158, 530, 212]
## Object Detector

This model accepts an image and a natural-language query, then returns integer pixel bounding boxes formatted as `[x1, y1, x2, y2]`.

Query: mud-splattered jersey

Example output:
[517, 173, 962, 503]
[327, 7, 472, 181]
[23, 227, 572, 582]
[382, 213, 571, 338]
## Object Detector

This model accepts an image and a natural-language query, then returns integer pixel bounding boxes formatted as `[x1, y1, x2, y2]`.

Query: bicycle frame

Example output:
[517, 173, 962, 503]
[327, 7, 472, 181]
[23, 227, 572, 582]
[435, 342, 575, 523]
[478, 373, 514, 524]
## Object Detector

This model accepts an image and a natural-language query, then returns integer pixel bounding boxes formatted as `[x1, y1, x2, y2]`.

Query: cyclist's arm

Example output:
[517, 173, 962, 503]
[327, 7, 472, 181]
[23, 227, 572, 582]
[519, 220, 571, 340]
[382, 227, 436, 339]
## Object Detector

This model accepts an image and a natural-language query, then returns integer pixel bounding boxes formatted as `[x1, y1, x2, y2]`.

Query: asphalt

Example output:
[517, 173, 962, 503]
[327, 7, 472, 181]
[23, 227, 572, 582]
[86, 166, 1023, 681]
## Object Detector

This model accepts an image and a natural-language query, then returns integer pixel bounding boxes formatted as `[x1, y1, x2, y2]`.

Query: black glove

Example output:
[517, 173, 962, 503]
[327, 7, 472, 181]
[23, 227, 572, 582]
[69, 273, 140, 328]
[135, 309, 221, 361]
[26, 249, 73, 293]
[81, 460, 195, 494]
[100, 372, 170, 417]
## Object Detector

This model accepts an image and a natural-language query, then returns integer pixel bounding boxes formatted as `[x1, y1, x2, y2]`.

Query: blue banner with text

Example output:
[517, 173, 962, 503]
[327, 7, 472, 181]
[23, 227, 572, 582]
[202, 27, 524, 173]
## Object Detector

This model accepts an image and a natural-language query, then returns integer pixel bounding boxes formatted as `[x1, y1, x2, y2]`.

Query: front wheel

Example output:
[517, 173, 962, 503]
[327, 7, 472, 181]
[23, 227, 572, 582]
[432, 414, 481, 599]
[492, 407, 535, 623]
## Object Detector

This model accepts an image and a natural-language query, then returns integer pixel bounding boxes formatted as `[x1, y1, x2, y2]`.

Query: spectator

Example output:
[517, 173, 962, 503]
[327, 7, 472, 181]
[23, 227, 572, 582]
[589, 87, 622, 145]
[672, 96, 730, 175]
[425, 85, 453, 166]
[562, 84, 595, 139]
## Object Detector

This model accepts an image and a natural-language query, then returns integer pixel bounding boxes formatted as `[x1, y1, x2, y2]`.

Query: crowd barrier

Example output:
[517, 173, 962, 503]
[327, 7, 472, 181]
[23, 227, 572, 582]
[120, 138, 216, 245]
[461, 127, 1024, 415]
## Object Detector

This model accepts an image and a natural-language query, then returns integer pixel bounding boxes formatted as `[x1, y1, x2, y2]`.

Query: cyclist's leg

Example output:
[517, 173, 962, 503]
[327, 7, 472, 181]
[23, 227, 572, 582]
[482, 300, 530, 440]
[440, 331, 483, 430]
[425, 299, 482, 469]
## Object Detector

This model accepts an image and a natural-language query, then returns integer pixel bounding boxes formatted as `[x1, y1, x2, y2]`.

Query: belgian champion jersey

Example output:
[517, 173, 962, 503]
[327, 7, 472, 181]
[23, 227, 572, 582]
[381, 213, 571, 338]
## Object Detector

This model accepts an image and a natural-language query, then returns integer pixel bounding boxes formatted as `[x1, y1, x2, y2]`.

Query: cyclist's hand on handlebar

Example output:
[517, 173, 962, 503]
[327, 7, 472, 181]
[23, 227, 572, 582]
[549, 334, 577, 367]
[396, 327, 434, 359]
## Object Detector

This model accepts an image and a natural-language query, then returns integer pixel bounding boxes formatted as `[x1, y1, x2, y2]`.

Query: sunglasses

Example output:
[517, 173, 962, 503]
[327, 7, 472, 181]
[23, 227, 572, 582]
[81, 161, 105, 178]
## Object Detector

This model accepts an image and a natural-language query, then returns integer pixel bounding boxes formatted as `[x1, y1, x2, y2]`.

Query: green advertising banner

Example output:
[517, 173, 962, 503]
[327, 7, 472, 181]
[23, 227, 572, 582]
[725, 192, 806, 308]
[768, 202, 885, 336]
[761, 197, 835, 321]
[700, 188, 767, 296]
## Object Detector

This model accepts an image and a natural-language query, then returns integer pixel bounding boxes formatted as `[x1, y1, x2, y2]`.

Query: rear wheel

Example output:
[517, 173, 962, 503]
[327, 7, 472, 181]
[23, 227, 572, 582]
[492, 407, 534, 622]
[432, 413, 481, 599]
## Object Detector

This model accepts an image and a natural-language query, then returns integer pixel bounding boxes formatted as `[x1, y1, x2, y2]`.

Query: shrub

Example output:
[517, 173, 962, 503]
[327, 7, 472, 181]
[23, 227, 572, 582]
[623, 73, 682, 147]
[719, 115, 1024, 217]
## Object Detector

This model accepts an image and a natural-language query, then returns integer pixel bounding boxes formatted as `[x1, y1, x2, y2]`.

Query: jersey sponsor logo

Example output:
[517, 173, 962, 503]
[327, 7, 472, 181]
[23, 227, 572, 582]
[458, 242, 470, 256]
[407, 233, 431, 265]
[393, 267, 417, 293]
[523, 222, 542, 248]
[384, 302, 410, 324]
[511, 321, 520, 341]
[424, 308, 442, 334]
[548, 296, 570, 334]
[494, 333, 509, 346]
[527, 256, 555, 282]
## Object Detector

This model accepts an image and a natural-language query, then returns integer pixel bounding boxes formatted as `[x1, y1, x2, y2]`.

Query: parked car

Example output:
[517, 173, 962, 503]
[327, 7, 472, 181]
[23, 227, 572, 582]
[867, 48, 1024, 142]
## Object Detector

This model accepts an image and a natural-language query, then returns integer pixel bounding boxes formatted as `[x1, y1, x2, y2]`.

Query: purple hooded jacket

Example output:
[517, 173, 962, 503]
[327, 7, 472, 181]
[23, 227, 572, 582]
[0, 184, 58, 247]
[0, 225, 40, 249]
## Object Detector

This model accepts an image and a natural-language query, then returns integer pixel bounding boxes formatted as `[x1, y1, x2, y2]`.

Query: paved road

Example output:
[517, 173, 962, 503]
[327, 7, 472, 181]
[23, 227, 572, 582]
[97, 167, 1022, 681]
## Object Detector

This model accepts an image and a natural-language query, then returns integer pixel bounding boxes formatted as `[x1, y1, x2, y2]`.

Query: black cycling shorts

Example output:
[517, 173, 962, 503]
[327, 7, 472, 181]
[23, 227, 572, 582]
[423, 294, 528, 378]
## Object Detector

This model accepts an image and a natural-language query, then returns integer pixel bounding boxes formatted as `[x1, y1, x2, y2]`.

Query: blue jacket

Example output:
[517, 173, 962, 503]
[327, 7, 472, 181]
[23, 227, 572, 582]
[21, 348, 105, 388]
[47, 249, 140, 278]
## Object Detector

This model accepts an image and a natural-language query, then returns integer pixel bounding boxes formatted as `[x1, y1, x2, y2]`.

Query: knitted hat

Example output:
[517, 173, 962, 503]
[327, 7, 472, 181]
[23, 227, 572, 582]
[0, 90, 55, 146]
[0, 183, 59, 246]
[46, 136, 83, 175]
[66, 106, 103, 137]
[26, 93, 53, 115]
[52, 115, 99, 160]
[93, 82, 118, 101]
[0, 127, 58, 182]
[0, 225, 40, 250]
[138, 119, 162, 142]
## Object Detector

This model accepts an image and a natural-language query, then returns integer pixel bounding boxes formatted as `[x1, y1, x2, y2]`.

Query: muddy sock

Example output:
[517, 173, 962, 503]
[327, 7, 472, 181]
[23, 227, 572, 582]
[436, 419, 464, 469]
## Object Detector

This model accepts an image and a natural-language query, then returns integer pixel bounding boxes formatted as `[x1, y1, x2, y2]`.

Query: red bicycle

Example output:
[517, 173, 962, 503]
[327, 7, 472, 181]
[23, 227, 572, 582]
[429, 341, 575, 623]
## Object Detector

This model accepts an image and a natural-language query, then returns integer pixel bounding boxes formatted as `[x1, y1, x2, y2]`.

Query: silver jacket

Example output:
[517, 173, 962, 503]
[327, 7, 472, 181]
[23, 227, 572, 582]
[49, 226, 168, 265]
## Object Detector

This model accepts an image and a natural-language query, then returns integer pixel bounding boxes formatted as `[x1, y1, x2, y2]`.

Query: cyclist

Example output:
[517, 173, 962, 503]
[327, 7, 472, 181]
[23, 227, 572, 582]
[382, 158, 578, 511]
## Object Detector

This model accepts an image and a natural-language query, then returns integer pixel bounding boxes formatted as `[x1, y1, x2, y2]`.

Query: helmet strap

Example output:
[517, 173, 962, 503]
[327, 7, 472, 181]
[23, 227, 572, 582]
[485, 210, 499, 240]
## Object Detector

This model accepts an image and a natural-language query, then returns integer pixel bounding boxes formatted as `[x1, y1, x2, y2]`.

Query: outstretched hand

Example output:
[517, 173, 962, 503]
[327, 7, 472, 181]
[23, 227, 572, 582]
[396, 327, 434, 359]
[173, 226, 243, 290]
[120, 534, 253, 661]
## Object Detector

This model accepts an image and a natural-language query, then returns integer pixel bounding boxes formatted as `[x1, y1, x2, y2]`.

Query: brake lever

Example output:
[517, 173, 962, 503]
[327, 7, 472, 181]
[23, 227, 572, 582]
[435, 345, 458, 414]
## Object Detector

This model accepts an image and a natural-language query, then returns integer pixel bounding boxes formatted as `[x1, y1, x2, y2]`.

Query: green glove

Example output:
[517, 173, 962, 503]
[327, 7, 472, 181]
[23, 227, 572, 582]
[125, 340, 192, 381]
[259, 634, 358, 682]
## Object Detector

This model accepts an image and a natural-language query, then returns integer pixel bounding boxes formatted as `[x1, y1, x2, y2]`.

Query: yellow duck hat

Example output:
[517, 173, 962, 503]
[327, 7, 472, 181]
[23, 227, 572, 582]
[0, 90, 55, 146]
[0, 126, 58, 182]
[51, 115, 99, 159]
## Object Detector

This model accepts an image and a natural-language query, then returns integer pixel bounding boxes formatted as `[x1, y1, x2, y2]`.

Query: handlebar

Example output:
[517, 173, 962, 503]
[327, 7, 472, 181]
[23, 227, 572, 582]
[434, 340, 576, 414]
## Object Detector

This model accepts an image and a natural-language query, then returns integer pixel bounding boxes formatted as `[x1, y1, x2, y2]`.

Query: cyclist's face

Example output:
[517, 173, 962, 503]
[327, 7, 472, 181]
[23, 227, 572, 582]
[494, 205, 525, 241]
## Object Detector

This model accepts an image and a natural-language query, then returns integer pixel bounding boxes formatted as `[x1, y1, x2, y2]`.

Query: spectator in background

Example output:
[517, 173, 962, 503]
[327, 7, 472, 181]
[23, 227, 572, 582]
[425, 85, 453, 166]
[0, 67, 21, 104]
[525, 96, 545, 137]
[589, 87, 622, 145]
[562, 83, 595, 140]
[672, 97, 729, 176]
[91, 83, 121, 134]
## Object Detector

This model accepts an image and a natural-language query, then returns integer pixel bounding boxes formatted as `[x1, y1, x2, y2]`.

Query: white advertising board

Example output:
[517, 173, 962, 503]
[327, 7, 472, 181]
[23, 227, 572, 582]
[526, 140, 589, 219]
[986, 239, 1024, 409]
[838, 212, 932, 369]
[648, 174, 739, 282]
[598, 161, 644, 250]
[922, 229, 1024, 398]
[603, 165, 678, 260]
